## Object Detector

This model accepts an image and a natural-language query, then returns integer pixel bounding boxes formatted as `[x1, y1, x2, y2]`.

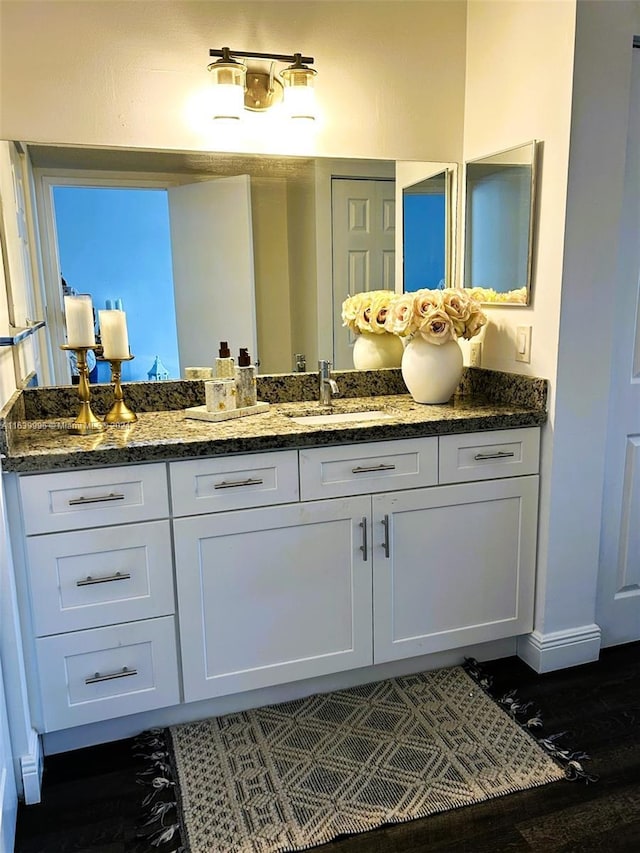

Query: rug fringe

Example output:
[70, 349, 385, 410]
[134, 728, 187, 853]
[462, 657, 599, 783]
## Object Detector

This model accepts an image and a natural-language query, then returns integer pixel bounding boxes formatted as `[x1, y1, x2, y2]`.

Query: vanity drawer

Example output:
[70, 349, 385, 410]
[170, 450, 299, 516]
[299, 438, 438, 500]
[26, 520, 175, 636]
[35, 616, 180, 732]
[19, 463, 169, 535]
[438, 428, 540, 484]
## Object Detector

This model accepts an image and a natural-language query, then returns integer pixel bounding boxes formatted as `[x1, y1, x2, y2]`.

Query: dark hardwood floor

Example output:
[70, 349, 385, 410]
[14, 642, 640, 853]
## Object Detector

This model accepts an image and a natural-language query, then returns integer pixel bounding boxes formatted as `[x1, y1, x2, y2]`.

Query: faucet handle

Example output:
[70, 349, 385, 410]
[318, 359, 332, 378]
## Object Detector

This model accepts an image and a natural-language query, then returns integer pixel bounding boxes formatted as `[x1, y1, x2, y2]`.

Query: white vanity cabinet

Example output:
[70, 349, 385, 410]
[16, 464, 180, 731]
[10, 426, 540, 734]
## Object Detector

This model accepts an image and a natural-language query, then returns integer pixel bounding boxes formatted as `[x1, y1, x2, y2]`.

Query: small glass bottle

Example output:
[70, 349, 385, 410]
[215, 341, 235, 378]
[235, 348, 257, 408]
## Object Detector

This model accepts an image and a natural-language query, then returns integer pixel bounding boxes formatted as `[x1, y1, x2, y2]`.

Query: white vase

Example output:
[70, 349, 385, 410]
[401, 335, 464, 404]
[352, 331, 404, 370]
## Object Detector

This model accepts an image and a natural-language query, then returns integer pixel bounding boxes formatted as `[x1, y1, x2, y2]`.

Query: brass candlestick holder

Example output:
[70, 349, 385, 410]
[61, 345, 105, 434]
[105, 355, 137, 424]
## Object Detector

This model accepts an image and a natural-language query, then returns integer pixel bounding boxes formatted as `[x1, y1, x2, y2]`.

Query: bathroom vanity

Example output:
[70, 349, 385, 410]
[0, 367, 546, 760]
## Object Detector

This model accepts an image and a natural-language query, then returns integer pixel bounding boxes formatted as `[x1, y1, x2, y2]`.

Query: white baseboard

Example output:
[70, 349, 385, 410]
[517, 624, 602, 673]
[20, 728, 42, 805]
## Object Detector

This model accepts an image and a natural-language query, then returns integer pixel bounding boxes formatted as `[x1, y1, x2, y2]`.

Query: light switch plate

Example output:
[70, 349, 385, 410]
[515, 325, 532, 363]
[469, 342, 482, 367]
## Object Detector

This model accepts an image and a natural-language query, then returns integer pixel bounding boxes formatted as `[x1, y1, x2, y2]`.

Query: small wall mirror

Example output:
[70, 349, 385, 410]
[463, 141, 538, 305]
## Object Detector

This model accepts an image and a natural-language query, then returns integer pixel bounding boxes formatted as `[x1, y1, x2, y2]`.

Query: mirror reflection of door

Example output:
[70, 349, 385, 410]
[167, 175, 257, 373]
[331, 178, 395, 370]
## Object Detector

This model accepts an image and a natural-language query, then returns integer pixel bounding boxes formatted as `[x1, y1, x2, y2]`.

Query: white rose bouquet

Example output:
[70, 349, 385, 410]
[341, 290, 397, 336]
[385, 288, 487, 345]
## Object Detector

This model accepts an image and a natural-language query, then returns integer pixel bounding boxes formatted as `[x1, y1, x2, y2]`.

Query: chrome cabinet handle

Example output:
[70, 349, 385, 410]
[351, 464, 396, 474]
[68, 492, 126, 506]
[214, 477, 264, 490]
[85, 666, 137, 685]
[381, 514, 390, 558]
[76, 571, 131, 587]
[359, 517, 368, 561]
[473, 451, 516, 461]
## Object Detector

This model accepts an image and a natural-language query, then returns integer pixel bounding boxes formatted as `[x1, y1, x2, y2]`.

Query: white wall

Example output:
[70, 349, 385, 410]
[0, 0, 467, 162]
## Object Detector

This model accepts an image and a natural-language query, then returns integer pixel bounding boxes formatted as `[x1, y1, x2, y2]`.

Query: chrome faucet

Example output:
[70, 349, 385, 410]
[318, 360, 339, 407]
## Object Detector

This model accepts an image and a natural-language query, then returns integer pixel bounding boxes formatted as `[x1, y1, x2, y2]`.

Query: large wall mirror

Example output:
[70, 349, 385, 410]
[463, 140, 538, 305]
[11, 144, 457, 383]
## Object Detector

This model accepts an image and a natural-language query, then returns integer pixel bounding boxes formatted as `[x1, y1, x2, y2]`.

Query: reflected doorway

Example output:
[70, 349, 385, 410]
[53, 186, 179, 382]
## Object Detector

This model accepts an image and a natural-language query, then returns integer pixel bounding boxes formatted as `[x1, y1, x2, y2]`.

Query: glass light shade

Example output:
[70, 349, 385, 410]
[281, 66, 317, 120]
[208, 61, 246, 120]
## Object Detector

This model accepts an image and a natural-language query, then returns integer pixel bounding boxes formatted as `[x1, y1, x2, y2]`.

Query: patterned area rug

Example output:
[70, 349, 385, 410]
[140, 665, 568, 853]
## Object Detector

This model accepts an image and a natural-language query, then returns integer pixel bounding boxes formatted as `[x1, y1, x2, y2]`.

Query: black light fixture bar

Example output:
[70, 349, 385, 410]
[209, 47, 314, 65]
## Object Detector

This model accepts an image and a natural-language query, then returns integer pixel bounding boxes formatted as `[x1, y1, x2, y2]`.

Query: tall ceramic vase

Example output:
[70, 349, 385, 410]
[401, 335, 463, 404]
[352, 331, 404, 370]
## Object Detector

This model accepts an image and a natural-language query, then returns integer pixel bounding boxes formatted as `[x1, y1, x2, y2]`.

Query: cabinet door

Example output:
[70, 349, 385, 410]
[174, 497, 373, 701]
[373, 476, 538, 662]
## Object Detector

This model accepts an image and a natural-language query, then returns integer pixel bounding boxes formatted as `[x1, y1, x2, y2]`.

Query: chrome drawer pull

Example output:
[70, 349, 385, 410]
[214, 477, 264, 490]
[76, 571, 131, 587]
[351, 464, 396, 474]
[473, 450, 516, 461]
[381, 514, 390, 558]
[68, 492, 126, 506]
[85, 666, 137, 685]
[359, 517, 368, 561]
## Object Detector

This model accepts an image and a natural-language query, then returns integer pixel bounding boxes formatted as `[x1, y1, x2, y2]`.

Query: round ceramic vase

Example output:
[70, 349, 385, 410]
[401, 335, 463, 404]
[352, 332, 404, 370]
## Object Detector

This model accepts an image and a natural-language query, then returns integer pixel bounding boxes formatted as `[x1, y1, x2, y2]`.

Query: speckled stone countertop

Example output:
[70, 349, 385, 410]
[0, 367, 547, 474]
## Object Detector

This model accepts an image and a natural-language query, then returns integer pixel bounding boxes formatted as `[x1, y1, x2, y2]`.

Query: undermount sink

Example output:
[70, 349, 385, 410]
[289, 410, 394, 426]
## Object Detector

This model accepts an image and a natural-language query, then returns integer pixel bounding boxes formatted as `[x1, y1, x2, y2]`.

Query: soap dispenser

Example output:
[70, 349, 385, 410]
[235, 348, 257, 408]
[215, 341, 234, 378]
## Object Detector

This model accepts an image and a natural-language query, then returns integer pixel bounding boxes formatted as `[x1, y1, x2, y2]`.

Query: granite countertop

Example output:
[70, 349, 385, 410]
[0, 368, 548, 474]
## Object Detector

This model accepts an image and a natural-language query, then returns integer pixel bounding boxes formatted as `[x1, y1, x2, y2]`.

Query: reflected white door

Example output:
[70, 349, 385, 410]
[332, 179, 395, 370]
[597, 49, 640, 645]
[168, 175, 257, 373]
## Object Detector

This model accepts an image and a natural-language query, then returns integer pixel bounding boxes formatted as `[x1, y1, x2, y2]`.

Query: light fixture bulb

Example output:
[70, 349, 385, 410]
[208, 60, 247, 120]
[281, 62, 317, 121]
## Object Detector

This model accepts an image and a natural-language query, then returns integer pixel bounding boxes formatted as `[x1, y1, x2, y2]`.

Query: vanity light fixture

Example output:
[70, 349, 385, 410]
[208, 47, 317, 121]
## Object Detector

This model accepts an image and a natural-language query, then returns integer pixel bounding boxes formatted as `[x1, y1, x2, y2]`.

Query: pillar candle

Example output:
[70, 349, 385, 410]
[64, 294, 95, 347]
[99, 309, 130, 359]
